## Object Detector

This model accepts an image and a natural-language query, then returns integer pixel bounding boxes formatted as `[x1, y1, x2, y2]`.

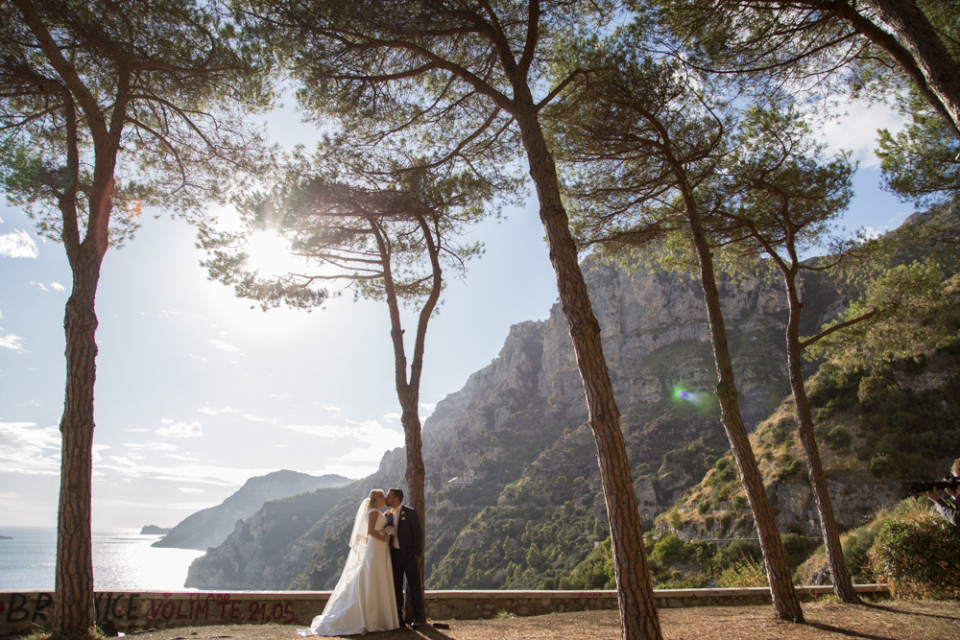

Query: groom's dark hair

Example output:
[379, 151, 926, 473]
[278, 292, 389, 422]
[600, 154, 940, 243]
[389, 488, 404, 502]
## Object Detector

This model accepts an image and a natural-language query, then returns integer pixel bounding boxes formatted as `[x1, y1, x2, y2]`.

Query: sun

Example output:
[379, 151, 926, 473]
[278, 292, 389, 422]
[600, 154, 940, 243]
[243, 229, 305, 277]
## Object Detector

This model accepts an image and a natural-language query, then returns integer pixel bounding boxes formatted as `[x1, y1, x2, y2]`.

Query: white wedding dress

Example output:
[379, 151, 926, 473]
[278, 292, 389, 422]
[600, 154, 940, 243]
[301, 504, 399, 636]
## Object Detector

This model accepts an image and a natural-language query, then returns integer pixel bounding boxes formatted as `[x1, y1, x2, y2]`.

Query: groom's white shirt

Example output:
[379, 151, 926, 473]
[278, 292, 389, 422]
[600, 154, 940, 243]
[391, 507, 401, 549]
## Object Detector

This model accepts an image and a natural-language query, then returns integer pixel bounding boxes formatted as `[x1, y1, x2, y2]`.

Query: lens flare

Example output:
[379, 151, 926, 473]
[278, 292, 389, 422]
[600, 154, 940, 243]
[673, 386, 699, 403]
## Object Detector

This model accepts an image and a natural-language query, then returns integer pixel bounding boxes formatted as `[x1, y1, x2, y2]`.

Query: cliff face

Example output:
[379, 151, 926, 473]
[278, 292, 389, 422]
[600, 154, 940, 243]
[182, 197, 960, 590]
[184, 483, 356, 589]
[173, 204, 960, 591]
[187, 255, 819, 590]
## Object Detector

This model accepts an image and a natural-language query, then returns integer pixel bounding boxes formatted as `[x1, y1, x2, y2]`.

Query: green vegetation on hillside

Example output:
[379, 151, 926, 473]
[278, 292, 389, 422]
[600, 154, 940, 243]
[201, 206, 960, 594]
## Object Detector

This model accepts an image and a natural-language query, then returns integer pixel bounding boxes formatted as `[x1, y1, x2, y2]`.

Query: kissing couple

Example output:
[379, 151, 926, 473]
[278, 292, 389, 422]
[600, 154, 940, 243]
[300, 488, 425, 636]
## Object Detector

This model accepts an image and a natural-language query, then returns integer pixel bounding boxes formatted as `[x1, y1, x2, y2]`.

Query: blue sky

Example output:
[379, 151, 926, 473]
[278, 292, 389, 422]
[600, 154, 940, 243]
[0, 96, 915, 530]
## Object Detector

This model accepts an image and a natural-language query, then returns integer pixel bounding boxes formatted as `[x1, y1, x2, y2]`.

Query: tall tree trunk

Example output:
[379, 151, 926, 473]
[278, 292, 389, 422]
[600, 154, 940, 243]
[683, 200, 803, 622]
[515, 105, 663, 640]
[378, 212, 439, 621]
[399, 391, 426, 621]
[783, 272, 860, 603]
[54, 254, 102, 636]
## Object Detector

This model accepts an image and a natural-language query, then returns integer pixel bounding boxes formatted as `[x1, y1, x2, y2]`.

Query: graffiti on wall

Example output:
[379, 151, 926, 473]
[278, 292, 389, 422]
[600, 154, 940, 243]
[1, 592, 54, 625]
[1, 591, 310, 634]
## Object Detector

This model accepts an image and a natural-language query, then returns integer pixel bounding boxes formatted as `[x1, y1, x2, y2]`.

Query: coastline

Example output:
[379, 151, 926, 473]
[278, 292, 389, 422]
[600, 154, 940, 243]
[0, 526, 202, 591]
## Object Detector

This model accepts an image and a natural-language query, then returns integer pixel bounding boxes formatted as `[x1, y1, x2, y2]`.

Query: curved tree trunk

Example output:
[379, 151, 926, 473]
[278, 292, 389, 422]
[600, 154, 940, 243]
[378, 212, 440, 622]
[54, 255, 103, 636]
[861, 0, 960, 139]
[515, 104, 663, 640]
[825, 0, 960, 140]
[683, 201, 803, 622]
[783, 272, 860, 603]
[386, 323, 427, 622]
[399, 395, 426, 621]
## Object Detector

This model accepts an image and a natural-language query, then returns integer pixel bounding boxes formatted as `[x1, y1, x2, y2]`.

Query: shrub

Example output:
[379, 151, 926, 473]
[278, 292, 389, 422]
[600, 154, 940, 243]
[781, 533, 821, 569]
[825, 425, 852, 450]
[651, 533, 687, 566]
[867, 512, 960, 599]
[776, 457, 802, 481]
[717, 557, 768, 588]
[712, 540, 762, 574]
[843, 529, 877, 580]
[858, 376, 896, 410]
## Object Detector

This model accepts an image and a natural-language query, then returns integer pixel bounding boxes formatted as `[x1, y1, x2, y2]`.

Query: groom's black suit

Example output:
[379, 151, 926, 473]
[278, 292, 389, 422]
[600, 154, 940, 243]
[386, 505, 424, 624]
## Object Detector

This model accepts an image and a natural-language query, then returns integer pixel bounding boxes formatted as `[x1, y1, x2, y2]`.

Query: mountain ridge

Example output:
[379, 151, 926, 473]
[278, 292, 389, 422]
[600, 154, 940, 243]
[154, 469, 352, 550]
[182, 204, 960, 590]
[184, 252, 806, 589]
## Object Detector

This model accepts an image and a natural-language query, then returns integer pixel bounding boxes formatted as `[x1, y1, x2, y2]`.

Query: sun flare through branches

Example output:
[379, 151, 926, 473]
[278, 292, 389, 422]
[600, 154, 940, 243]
[243, 229, 305, 278]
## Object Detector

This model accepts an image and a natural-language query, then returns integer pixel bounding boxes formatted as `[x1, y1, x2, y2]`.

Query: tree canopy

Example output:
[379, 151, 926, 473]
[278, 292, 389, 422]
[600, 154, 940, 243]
[0, 0, 269, 247]
[235, 2, 664, 637]
[643, 0, 960, 148]
[0, 1, 268, 634]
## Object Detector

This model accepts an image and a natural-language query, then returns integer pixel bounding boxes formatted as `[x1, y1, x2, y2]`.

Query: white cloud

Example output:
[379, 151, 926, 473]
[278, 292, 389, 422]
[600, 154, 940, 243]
[179, 486, 205, 494]
[164, 451, 201, 463]
[280, 422, 364, 439]
[420, 402, 437, 420]
[28, 280, 65, 294]
[382, 402, 435, 423]
[279, 418, 403, 477]
[125, 440, 179, 452]
[198, 406, 239, 416]
[96, 455, 273, 488]
[242, 412, 279, 424]
[156, 420, 203, 438]
[313, 402, 343, 415]
[0, 421, 60, 475]
[807, 96, 904, 168]
[0, 230, 39, 258]
[0, 330, 27, 352]
[92, 444, 110, 464]
[209, 338, 241, 353]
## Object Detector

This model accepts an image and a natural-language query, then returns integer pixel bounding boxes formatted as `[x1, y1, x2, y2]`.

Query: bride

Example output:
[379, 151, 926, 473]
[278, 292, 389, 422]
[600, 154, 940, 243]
[300, 489, 400, 636]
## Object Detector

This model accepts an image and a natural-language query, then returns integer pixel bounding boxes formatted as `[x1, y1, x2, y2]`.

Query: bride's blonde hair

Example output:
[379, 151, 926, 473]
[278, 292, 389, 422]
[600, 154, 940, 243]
[369, 489, 385, 502]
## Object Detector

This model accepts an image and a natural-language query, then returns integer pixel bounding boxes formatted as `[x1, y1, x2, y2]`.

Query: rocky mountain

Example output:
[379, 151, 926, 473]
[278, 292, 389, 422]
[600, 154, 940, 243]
[140, 525, 170, 535]
[154, 469, 351, 550]
[183, 205, 960, 591]
[184, 254, 822, 590]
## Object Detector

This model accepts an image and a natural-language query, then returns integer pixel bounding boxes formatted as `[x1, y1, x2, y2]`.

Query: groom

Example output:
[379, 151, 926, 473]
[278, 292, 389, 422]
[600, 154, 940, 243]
[385, 487, 425, 628]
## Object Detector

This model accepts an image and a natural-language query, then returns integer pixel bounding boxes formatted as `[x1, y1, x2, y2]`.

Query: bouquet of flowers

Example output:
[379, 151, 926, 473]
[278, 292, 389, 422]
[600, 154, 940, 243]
[383, 525, 395, 536]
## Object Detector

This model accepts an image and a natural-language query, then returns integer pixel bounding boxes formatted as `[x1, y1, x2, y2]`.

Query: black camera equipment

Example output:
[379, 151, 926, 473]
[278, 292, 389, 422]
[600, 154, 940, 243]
[908, 477, 960, 494]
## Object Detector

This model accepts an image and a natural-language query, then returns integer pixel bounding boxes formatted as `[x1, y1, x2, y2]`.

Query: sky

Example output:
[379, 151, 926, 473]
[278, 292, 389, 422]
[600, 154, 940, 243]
[0, 95, 917, 531]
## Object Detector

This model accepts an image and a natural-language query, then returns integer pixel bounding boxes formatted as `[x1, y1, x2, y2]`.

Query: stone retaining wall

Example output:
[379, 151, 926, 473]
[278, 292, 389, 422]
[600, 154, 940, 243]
[0, 585, 889, 636]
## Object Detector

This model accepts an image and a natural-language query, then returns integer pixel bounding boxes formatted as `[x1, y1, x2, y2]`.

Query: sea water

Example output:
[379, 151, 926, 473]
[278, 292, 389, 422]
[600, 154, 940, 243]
[0, 527, 204, 591]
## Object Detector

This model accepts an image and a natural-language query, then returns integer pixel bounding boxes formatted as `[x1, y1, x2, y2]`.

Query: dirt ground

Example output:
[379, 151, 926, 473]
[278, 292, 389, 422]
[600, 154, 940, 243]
[118, 600, 960, 640]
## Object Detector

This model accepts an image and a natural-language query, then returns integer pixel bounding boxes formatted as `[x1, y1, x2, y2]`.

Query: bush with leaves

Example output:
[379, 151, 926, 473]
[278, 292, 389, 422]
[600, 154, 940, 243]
[868, 511, 960, 599]
[717, 556, 769, 588]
